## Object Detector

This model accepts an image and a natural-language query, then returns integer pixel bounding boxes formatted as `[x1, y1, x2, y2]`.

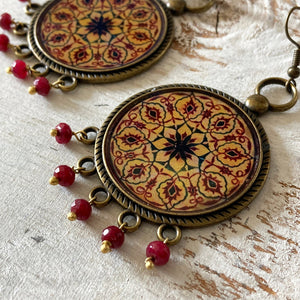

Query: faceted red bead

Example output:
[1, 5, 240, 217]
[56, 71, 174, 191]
[54, 123, 73, 144]
[0, 13, 12, 30]
[146, 241, 170, 266]
[70, 199, 92, 221]
[101, 226, 124, 249]
[0, 34, 9, 52]
[53, 165, 75, 186]
[33, 77, 51, 96]
[11, 60, 28, 79]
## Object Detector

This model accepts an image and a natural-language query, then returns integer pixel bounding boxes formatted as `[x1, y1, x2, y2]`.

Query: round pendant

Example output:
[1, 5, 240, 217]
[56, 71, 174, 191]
[28, 0, 173, 82]
[95, 84, 270, 227]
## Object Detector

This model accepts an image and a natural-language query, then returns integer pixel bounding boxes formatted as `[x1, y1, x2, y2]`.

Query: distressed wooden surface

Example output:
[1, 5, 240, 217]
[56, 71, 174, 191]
[0, 0, 299, 299]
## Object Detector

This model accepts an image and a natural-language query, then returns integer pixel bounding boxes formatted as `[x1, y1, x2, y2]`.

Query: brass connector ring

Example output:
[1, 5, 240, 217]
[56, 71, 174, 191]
[117, 210, 141, 233]
[73, 126, 99, 145]
[14, 44, 32, 58]
[52, 75, 77, 92]
[89, 185, 111, 208]
[76, 156, 96, 176]
[25, 3, 41, 16]
[30, 63, 50, 78]
[255, 77, 298, 112]
[157, 224, 182, 246]
[13, 23, 28, 36]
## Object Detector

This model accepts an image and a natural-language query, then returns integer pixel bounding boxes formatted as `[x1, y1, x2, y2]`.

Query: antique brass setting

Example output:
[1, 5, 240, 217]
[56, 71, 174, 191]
[27, 0, 174, 83]
[95, 84, 270, 227]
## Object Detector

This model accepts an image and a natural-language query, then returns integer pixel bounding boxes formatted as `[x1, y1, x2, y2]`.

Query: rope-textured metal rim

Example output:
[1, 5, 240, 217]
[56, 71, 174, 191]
[27, 0, 174, 83]
[94, 84, 270, 227]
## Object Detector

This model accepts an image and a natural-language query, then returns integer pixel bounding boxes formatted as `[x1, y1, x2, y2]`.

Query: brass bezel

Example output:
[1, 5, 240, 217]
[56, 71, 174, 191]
[95, 84, 270, 227]
[27, 0, 174, 83]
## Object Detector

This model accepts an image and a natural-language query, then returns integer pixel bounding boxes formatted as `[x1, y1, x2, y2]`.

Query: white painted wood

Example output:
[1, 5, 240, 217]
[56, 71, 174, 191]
[0, 1, 299, 299]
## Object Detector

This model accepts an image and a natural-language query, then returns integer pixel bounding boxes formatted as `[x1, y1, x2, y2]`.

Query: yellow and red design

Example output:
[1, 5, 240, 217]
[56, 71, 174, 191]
[105, 88, 262, 215]
[36, 0, 166, 71]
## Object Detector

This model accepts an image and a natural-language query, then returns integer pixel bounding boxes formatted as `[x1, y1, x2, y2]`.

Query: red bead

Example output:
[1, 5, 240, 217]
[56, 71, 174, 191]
[70, 199, 92, 221]
[54, 123, 73, 144]
[11, 60, 28, 79]
[101, 226, 124, 249]
[0, 34, 9, 52]
[146, 241, 170, 266]
[19, 0, 28, 2]
[0, 13, 12, 30]
[53, 165, 75, 186]
[33, 77, 51, 96]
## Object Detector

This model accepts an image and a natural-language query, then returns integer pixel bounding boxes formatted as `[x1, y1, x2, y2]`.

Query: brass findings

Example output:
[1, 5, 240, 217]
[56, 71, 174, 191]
[25, 2, 40, 16]
[49, 176, 59, 186]
[166, 0, 215, 15]
[287, 49, 300, 79]
[100, 240, 112, 253]
[157, 224, 182, 246]
[30, 63, 49, 78]
[89, 186, 111, 208]
[73, 127, 99, 145]
[74, 156, 96, 177]
[13, 22, 28, 36]
[67, 211, 77, 221]
[13, 44, 32, 58]
[145, 257, 155, 269]
[285, 6, 300, 49]
[245, 77, 298, 114]
[244, 94, 270, 115]
[117, 210, 142, 233]
[51, 75, 78, 92]
[166, 0, 186, 15]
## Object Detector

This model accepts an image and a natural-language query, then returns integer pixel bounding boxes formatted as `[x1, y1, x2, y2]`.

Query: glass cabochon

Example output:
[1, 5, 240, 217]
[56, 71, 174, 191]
[28, 0, 172, 81]
[95, 85, 270, 226]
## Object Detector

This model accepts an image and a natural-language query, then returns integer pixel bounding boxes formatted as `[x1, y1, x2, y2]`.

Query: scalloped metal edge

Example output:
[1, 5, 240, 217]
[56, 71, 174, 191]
[94, 84, 270, 227]
[27, 0, 174, 83]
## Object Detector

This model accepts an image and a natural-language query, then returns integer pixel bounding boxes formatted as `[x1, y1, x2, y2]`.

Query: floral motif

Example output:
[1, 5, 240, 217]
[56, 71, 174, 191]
[152, 124, 209, 172]
[158, 178, 187, 209]
[108, 90, 261, 214]
[69, 46, 93, 65]
[77, 11, 123, 42]
[38, 0, 165, 70]
[122, 159, 151, 184]
[115, 127, 146, 151]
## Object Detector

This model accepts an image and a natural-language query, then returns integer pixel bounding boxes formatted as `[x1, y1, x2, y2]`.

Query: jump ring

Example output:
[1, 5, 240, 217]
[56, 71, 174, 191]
[78, 126, 99, 145]
[117, 210, 141, 233]
[157, 224, 182, 246]
[25, 3, 40, 16]
[55, 75, 77, 92]
[255, 77, 298, 112]
[89, 185, 111, 208]
[13, 23, 28, 36]
[30, 63, 49, 77]
[77, 156, 96, 176]
[14, 44, 32, 58]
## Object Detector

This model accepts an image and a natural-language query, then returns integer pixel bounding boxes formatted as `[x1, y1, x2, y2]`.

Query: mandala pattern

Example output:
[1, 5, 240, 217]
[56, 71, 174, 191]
[105, 89, 262, 214]
[36, 0, 166, 71]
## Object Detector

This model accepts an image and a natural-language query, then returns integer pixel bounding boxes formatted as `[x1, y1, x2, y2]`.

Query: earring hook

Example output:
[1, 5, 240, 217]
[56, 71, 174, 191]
[285, 6, 300, 48]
